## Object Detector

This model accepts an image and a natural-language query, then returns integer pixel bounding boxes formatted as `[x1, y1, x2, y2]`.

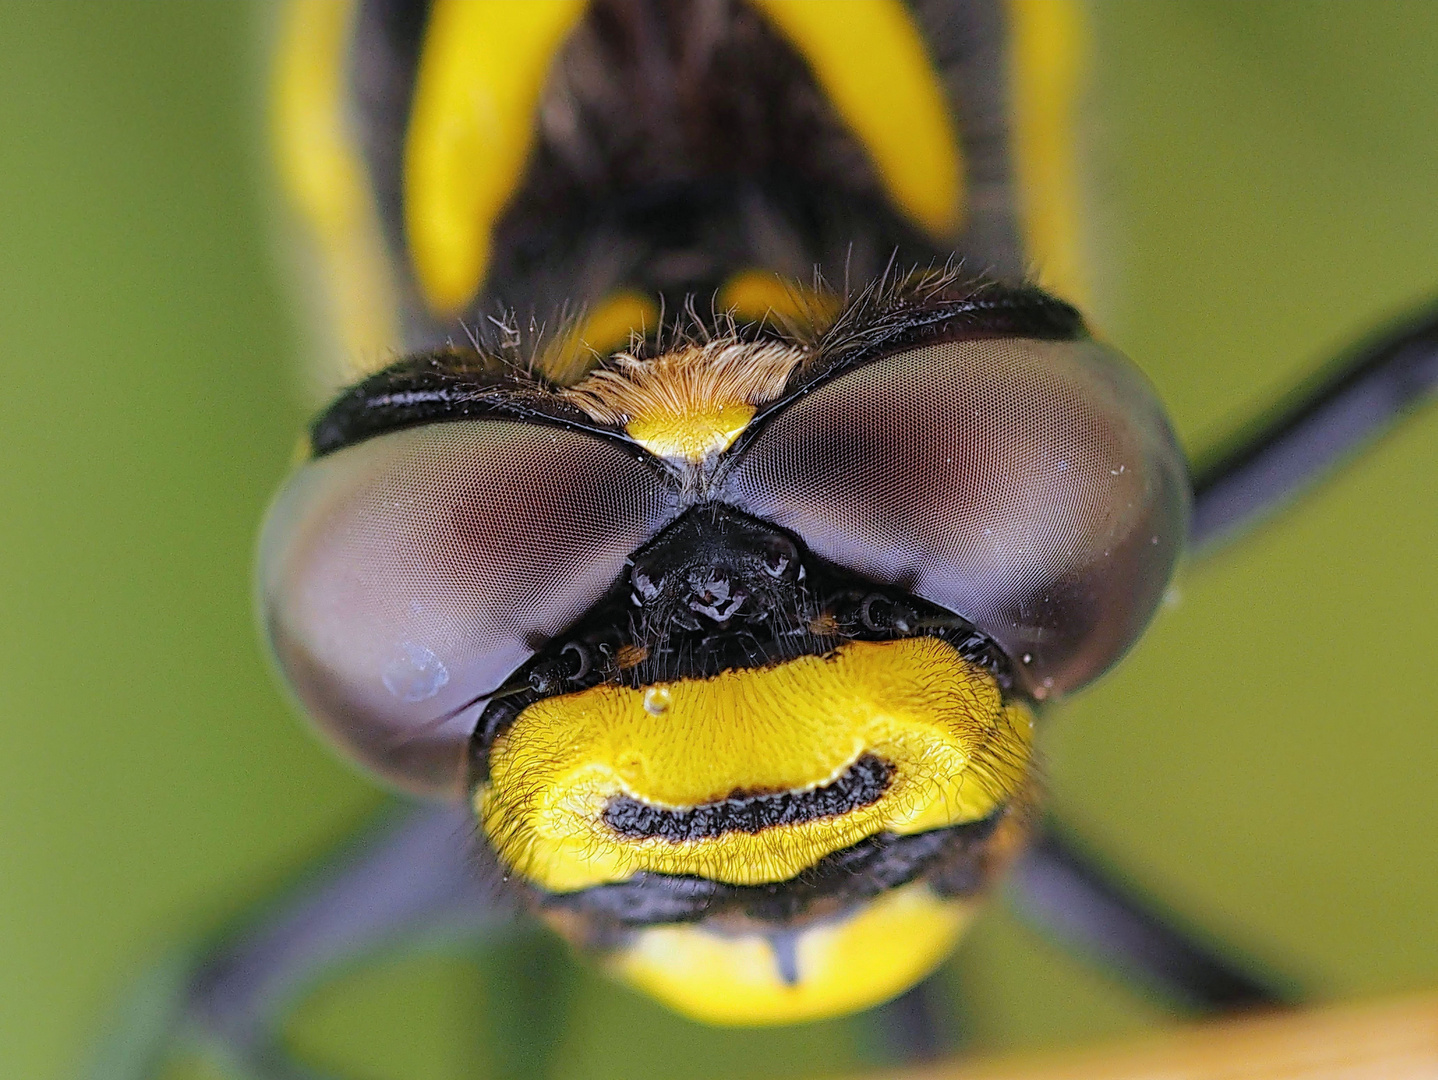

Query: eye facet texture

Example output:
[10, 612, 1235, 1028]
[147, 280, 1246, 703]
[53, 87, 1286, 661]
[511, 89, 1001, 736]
[258, 420, 677, 795]
[260, 335, 1188, 796]
[719, 338, 1190, 696]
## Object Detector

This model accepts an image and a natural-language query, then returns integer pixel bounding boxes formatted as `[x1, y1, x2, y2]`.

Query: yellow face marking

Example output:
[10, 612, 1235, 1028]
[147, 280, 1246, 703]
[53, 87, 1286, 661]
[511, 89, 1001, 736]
[750, 0, 964, 238]
[478, 638, 1034, 893]
[405, 0, 587, 315]
[272, 0, 400, 391]
[560, 341, 802, 464]
[608, 882, 976, 1026]
[624, 403, 755, 464]
[1008, 0, 1089, 306]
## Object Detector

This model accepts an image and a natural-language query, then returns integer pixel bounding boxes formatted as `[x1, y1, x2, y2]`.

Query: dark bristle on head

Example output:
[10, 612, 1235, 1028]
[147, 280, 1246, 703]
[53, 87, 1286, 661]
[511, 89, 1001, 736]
[308, 348, 563, 457]
[795, 266, 1087, 386]
[310, 267, 1084, 457]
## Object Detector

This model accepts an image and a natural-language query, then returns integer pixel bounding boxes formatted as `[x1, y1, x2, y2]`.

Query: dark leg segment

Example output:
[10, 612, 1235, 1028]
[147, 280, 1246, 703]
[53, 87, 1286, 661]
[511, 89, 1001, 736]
[481, 931, 581, 1080]
[1006, 825, 1295, 1012]
[866, 973, 955, 1065]
[87, 801, 520, 1080]
[1189, 297, 1438, 551]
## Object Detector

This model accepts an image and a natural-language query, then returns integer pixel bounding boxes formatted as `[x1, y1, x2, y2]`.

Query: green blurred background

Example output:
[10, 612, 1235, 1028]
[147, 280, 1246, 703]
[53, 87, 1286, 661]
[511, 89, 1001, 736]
[2, 3, 1436, 1078]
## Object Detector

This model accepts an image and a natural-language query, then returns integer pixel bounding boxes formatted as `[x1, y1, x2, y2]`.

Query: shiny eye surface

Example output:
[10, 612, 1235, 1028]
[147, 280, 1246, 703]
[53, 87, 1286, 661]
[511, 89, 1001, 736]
[258, 419, 678, 795]
[260, 311, 1189, 796]
[719, 336, 1190, 696]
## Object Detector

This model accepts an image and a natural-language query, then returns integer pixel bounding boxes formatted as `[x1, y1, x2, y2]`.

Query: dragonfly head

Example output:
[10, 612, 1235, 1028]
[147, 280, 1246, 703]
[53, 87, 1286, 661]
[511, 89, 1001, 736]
[257, 277, 1189, 1022]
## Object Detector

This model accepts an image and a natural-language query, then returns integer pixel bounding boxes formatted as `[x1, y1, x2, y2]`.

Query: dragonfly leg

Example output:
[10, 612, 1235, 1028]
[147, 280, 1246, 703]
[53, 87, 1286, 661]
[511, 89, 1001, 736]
[866, 972, 961, 1065]
[87, 801, 520, 1080]
[1189, 297, 1438, 551]
[1007, 823, 1295, 1012]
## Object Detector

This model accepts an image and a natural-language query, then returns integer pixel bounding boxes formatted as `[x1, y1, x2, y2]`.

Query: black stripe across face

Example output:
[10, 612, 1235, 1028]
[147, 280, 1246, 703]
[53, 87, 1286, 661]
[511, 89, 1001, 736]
[538, 809, 1010, 929]
[601, 754, 895, 842]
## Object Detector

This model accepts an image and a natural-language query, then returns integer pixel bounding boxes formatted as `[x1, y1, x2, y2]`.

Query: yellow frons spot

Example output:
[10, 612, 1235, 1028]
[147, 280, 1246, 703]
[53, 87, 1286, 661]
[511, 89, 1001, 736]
[272, 0, 400, 390]
[1008, 0, 1089, 307]
[751, 0, 964, 238]
[717, 270, 841, 332]
[611, 883, 976, 1025]
[624, 402, 757, 464]
[405, 0, 587, 315]
[478, 638, 1034, 892]
[559, 340, 802, 464]
[539, 291, 661, 385]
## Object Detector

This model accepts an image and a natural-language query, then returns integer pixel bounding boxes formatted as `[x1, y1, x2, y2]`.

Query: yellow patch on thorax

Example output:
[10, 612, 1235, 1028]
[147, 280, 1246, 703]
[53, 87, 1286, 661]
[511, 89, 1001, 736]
[477, 637, 1034, 892]
[405, 0, 588, 315]
[750, 0, 964, 238]
[560, 341, 802, 463]
[1008, 0, 1090, 306]
[716, 269, 841, 331]
[537, 290, 660, 385]
[272, 0, 401, 392]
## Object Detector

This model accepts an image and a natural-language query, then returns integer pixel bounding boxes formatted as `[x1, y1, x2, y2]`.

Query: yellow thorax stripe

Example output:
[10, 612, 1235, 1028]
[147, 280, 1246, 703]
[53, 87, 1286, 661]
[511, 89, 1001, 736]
[405, 0, 588, 316]
[750, 0, 964, 239]
[1008, 0, 1089, 307]
[404, 0, 968, 317]
[272, 0, 400, 391]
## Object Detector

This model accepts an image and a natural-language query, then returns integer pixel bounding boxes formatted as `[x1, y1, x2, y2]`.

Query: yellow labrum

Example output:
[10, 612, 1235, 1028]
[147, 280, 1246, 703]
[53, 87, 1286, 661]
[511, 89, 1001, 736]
[478, 637, 1034, 892]
[610, 882, 977, 1026]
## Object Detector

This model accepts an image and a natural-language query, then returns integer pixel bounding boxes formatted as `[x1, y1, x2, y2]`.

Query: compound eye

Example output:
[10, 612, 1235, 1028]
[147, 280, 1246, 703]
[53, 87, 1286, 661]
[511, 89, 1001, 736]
[720, 337, 1190, 696]
[258, 420, 676, 797]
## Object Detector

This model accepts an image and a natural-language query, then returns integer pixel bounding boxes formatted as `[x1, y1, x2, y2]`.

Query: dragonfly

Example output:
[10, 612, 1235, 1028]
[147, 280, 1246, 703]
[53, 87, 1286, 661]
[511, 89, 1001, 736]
[83, 2, 1438, 1078]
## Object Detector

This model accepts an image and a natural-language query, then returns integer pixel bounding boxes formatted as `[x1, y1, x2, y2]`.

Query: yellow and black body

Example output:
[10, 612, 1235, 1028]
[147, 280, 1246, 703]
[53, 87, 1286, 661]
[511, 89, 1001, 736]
[261, 0, 1191, 1027]
[273, 0, 1087, 390]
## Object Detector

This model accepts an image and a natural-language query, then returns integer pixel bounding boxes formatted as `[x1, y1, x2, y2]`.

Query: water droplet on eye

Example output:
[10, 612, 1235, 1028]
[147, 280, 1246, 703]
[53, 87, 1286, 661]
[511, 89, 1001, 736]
[642, 686, 671, 716]
[381, 641, 449, 703]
